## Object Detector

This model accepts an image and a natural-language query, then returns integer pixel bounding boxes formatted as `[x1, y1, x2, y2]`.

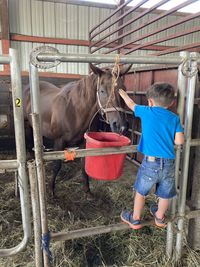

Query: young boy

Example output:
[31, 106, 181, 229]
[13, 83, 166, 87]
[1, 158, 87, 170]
[119, 82, 184, 229]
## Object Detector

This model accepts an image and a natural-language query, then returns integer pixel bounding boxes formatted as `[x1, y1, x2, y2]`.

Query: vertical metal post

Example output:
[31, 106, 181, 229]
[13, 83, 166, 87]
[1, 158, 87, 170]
[28, 160, 43, 267]
[176, 53, 198, 259]
[29, 63, 41, 114]
[31, 113, 50, 267]
[166, 52, 188, 257]
[29, 63, 50, 266]
[0, 48, 31, 256]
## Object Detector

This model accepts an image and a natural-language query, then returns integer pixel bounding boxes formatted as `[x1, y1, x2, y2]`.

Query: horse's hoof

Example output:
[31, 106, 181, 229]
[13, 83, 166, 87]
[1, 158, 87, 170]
[86, 192, 94, 201]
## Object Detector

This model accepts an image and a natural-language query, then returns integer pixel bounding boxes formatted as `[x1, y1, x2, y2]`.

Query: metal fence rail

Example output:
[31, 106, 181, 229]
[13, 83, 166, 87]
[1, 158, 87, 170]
[28, 46, 200, 267]
[0, 49, 31, 257]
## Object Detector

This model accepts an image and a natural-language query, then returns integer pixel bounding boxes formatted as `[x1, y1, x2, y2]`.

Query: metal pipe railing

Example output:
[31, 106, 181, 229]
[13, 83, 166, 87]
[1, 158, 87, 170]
[91, 0, 169, 51]
[30, 114, 49, 267]
[0, 49, 31, 257]
[107, 10, 200, 54]
[92, 0, 197, 54]
[28, 161, 43, 267]
[90, 0, 150, 43]
[29, 47, 200, 265]
[37, 52, 185, 65]
[125, 26, 200, 55]
[50, 209, 200, 243]
[166, 51, 187, 258]
[154, 42, 200, 57]
[176, 53, 198, 259]
[89, 0, 133, 34]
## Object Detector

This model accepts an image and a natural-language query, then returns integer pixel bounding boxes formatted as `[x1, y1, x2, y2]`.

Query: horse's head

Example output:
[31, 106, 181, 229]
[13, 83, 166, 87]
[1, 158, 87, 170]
[90, 63, 131, 134]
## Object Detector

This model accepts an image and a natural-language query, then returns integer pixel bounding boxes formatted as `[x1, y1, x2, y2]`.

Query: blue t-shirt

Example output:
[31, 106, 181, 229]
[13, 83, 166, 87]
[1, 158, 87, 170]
[134, 105, 183, 159]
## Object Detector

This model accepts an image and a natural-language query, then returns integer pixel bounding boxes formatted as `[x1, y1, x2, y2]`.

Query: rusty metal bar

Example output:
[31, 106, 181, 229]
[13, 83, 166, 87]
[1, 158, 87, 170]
[31, 113, 50, 267]
[43, 145, 138, 161]
[126, 26, 200, 54]
[176, 54, 198, 259]
[28, 160, 43, 267]
[153, 42, 200, 56]
[91, 0, 169, 52]
[50, 209, 200, 243]
[98, 0, 198, 54]
[89, 0, 133, 34]
[90, 0, 150, 41]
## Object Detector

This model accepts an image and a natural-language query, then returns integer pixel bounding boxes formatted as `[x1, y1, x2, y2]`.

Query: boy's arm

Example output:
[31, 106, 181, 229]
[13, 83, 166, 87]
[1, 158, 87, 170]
[119, 89, 136, 111]
[174, 132, 184, 145]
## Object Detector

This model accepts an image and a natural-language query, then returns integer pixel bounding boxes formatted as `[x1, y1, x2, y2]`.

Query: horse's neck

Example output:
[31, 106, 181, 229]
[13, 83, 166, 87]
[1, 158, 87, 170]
[81, 74, 97, 104]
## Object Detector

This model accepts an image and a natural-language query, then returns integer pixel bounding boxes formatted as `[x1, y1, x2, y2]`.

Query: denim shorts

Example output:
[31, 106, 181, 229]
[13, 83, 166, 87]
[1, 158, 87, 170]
[134, 156, 176, 199]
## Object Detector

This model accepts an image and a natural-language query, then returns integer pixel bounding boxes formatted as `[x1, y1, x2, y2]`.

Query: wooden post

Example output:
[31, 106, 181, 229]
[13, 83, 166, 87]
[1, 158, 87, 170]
[0, 0, 10, 71]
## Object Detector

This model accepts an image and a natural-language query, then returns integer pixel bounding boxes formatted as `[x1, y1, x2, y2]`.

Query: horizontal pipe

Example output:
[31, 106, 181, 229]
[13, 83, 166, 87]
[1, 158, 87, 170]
[51, 223, 129, 242]
[50, 209, 200, 243]
[190, 139, 200, 147]
[43, 145, 138, 161]
[0, 55, 10, 64]
[37, 53, 184, 65]
[127, 91, 146, 95]
[0, 159, 18, 169]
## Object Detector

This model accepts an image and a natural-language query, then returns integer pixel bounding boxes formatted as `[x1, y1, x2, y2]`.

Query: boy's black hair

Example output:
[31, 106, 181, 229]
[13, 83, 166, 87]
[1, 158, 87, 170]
[146, 82, 175, 107]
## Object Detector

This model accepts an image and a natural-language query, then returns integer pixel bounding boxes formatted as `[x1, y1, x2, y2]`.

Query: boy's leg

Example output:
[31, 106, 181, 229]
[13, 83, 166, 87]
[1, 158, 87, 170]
[120, 191, 145, 229]
[133, 191, 145, 220]
[156, 197, 169, 219]
[150, 197, 169, 228]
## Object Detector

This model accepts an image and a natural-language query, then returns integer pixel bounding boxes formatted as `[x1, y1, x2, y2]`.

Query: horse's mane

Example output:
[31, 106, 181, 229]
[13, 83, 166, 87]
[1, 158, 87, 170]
[60, 73, 98, 101]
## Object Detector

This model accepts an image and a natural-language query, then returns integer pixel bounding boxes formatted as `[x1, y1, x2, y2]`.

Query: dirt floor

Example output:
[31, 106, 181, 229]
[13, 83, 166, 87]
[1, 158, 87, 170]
[0, 156, 200, 267]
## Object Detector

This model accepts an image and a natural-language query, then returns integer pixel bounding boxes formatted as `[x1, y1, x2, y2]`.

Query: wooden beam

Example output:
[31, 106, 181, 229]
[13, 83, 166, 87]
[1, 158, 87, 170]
[0, 0, 10, 71]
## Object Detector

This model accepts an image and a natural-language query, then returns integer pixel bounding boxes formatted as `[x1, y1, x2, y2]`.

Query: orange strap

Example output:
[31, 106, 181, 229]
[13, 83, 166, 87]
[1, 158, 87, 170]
[64, 150, 76, 161]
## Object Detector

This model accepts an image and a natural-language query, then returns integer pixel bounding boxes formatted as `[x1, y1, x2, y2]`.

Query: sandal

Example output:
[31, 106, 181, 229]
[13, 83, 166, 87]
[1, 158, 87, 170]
[150, 204, 166, 228]
[120, 210, 142, 230]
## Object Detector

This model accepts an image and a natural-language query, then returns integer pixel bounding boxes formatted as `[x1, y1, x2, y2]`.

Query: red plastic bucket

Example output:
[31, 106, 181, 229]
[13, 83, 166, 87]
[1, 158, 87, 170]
[84, 132, 131, 181]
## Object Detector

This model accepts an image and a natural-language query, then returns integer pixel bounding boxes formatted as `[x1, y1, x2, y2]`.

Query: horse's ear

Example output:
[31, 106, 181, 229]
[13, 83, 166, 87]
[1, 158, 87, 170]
[89, 63, 104, 76]
[119, 64, 132, 76]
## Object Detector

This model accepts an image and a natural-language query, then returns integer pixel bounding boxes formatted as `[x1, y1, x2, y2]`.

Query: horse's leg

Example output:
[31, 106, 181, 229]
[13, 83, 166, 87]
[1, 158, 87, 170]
[51, 139, 63, 197]
[81, 158, 94, 200]
[51, 159, 62, 197]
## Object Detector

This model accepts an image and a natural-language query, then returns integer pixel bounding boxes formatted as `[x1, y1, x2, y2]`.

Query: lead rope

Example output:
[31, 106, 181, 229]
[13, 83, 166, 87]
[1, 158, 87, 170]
[105, 54, 121, 123]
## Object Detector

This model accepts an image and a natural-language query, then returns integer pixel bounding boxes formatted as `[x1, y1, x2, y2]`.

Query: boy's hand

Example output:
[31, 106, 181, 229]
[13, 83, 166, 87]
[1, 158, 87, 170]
[119, 89, 135, 111]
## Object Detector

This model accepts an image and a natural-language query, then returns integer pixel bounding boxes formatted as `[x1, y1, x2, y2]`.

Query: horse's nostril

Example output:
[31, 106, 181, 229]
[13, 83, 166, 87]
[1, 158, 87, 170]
[110, 121, 120, 133]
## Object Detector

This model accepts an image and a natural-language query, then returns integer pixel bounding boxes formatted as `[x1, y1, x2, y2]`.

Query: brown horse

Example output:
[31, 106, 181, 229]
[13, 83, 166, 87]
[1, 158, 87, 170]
[23, 63, 131, 197]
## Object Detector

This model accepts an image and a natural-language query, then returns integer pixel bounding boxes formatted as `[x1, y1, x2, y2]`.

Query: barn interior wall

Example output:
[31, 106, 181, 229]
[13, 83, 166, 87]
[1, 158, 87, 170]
[0, 0, 198, 74]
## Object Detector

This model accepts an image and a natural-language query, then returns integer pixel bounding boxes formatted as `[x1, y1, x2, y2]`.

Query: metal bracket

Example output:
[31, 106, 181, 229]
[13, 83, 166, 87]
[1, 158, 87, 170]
[30, 46, 61, 69]
[181, 56, 198, 78]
